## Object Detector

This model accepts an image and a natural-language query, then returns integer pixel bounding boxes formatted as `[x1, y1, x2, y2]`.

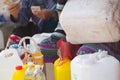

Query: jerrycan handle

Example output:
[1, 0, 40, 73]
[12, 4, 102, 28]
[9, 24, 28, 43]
[57, 39, 71, 60]
[97, 50, 108, 60]
[57, 39, 80, 60]
[89, 50, 108, 62]
[57, 48, 62, 59]
[18, 36, 38, 53]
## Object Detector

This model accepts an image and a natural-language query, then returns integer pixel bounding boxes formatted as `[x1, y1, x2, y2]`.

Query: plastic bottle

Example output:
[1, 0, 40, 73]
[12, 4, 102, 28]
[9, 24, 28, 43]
[24, 62, 35, 80]
[54, 56, 71, 80]
[54, 39, 72, 80]
[31, 45, 44, 70]
[33, 65, 46, 80]
[5, 34, 21, 49]
[12, 65, 24, 80]
[54, 39, 79, 80]
[71, 50, 120, 80]
[23, 64, 28, 72]
[32, 52, 44, 67]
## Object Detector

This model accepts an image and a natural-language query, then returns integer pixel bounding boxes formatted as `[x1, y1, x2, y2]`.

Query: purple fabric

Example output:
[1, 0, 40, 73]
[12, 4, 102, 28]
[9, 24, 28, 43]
[98, 42, 120, 61]
[40, 37, 58, 49]
[44, 56, 58, 63]
[77, 46, 97, 55]
[40, 48, 58, 63]
[77, 42, 120, 61]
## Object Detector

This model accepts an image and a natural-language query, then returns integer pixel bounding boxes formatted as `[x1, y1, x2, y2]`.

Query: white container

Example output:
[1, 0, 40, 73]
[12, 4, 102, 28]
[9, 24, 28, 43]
[71, 50, 120, 80]
[0, 49, 23, 80]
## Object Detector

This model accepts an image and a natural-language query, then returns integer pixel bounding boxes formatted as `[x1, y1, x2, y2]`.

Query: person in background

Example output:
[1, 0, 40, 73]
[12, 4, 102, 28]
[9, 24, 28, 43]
[39, 0, 68, 50]
[5, 0, 59, 48]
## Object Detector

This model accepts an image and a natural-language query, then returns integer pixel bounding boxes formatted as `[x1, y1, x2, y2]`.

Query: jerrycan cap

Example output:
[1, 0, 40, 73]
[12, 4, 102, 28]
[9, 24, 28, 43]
[16, 65, 23, 70]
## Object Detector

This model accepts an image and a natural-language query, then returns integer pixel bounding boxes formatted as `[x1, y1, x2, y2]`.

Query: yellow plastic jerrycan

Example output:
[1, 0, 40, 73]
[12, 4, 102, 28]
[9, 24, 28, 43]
[54, 57, 71, 80]
[54, 39, 79, 80]
[12, 65, 25, 80]
[23, 64, 28, 72]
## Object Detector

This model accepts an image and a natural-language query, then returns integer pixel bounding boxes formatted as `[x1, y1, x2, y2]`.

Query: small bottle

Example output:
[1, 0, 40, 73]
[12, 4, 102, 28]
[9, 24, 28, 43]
[12, 65, 24, 80]
[32, 51, 44, 68]
[24, 62, 34, 80]
[31, 44, 44, 69]
[33, 65, 46, 80]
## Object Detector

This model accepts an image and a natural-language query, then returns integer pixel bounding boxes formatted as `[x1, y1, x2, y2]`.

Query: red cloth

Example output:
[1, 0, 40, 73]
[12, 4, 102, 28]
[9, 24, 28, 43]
[57, 39, 80, 60]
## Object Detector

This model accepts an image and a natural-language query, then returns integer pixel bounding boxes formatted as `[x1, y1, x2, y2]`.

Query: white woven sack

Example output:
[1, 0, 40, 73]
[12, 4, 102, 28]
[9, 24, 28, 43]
[60, 0, 120, 44]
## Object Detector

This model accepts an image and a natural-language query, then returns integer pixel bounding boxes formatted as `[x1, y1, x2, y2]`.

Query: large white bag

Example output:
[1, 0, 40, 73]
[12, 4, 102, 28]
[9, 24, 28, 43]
[60, 0, 120, 44]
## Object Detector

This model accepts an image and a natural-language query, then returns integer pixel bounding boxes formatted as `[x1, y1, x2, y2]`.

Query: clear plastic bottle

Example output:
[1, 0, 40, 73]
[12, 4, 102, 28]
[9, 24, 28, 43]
[33, 65, 46, 80]
[24, 62, 34, 80]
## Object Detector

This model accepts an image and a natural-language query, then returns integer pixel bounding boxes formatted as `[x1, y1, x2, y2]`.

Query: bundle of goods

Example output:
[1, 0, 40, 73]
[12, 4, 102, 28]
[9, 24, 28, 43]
[60, 0, 120, 44]
[32, 33, 58, 63]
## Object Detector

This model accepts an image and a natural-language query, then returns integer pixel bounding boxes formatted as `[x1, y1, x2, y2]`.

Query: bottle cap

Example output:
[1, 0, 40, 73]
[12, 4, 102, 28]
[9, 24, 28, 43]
[16, 65, 23, 70]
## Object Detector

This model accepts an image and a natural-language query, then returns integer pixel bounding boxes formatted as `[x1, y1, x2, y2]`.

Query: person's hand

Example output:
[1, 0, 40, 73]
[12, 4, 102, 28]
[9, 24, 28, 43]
[8, 3, 21, 20]
[32, 9, 55, 20]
